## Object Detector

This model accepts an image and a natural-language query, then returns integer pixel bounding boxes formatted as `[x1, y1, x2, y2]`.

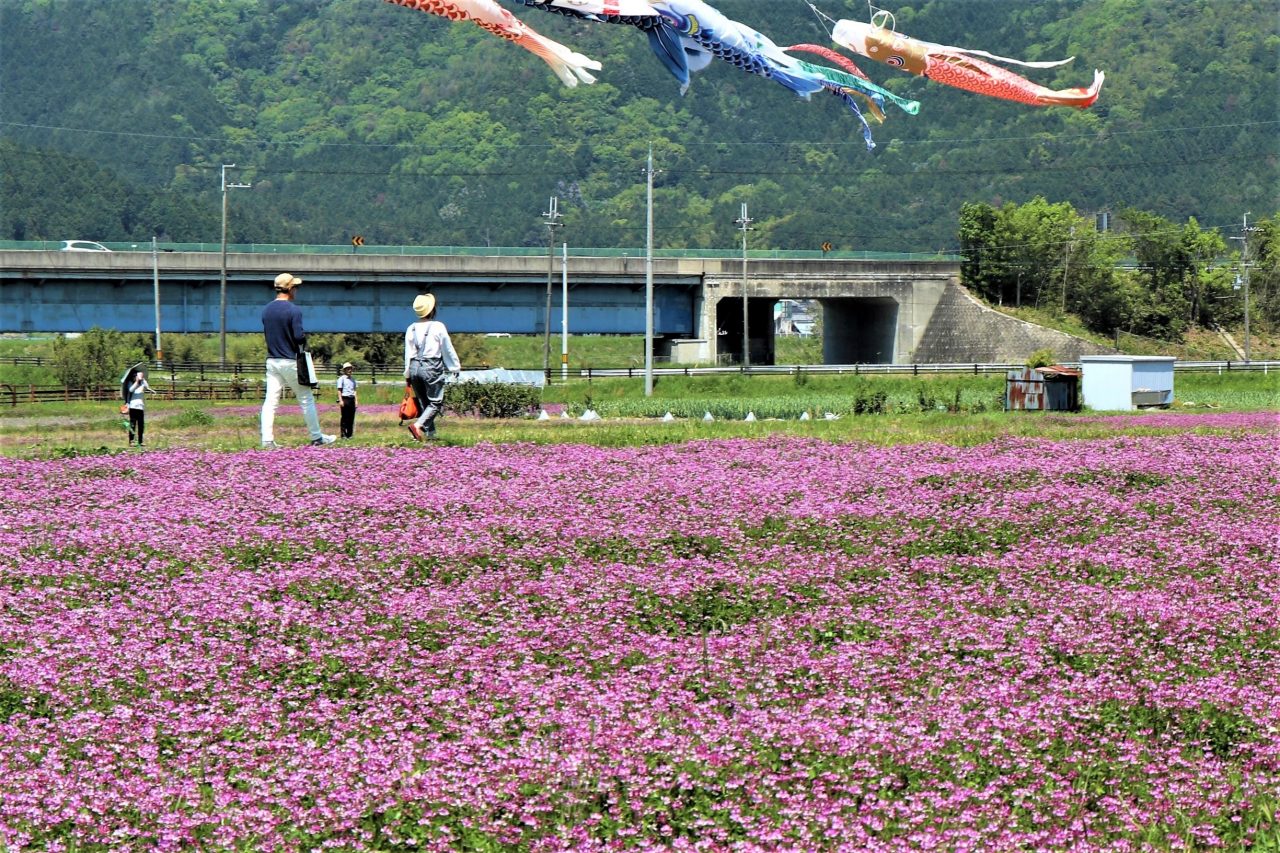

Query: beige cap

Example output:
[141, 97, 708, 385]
[273, 272, 302, 291]
[341, 362, 354, 370]
[413, 293, 436, 318]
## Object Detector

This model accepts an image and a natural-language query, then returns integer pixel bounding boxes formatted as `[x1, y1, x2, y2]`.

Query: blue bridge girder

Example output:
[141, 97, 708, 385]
[0, 249, 706, 336]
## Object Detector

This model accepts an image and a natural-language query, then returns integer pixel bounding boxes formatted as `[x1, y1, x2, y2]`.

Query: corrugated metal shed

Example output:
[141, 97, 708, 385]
[1005, 366, 1082, 411]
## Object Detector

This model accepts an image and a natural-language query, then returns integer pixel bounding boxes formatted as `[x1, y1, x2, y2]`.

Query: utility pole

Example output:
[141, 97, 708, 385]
[735, 203, 753, 368]
[644, 148, 657, 397]
[1230, 213, 1261, 362]
[219, 164, 251, 366]
[541, 196, 562, 375]
[1060, 226, 1074, 316]
[152, 237, 162, 366]
[561, 242, 569, 382]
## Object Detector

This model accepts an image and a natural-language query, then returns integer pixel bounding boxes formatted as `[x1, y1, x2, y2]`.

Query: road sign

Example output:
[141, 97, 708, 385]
[351, 235, 365, 248]
[821, 241, 833, 253]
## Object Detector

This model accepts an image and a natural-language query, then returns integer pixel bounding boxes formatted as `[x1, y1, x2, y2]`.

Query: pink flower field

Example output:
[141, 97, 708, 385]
[2, 417, 1278, 851]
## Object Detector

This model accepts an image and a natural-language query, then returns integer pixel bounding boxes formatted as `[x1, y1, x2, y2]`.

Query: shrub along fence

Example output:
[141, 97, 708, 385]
[1, 378, 542, 418]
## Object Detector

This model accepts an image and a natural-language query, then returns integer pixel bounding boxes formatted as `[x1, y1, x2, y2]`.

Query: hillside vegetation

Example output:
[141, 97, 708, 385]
[1, 0, 1275, 253]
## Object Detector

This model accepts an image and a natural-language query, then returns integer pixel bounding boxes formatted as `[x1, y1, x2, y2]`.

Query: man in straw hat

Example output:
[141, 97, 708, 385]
[403, 292, 460, 441]
[259, 272, 335, 448]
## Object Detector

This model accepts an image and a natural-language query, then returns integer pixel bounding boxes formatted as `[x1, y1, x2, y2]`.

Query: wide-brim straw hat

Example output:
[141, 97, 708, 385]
[413, 293, 436, 318]
[273, 272, 302, 291]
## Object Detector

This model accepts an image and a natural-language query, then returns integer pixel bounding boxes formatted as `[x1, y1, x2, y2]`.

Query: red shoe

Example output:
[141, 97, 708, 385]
[408, 423, 424, 442]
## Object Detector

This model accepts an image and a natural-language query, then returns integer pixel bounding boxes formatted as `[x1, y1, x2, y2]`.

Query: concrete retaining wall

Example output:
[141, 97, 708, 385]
[914, 282, 1114, 363]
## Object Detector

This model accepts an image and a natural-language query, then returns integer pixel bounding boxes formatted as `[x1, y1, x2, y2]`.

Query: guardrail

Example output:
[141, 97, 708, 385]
[1167, 360, 1278, 372]
[0, 240, 961, 262]
[575, 360, 1280, 379]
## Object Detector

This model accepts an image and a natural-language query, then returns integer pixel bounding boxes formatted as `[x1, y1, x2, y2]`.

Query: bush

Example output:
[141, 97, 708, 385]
[444, 382, 541, 418]
[852, 390, 888, 415]
[1027, 348, 1056, 369]
[168, 406, 215, 427]
[49, 328, 142, 389]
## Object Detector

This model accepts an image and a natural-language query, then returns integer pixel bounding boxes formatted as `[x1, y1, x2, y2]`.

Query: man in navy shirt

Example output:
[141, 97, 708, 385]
[260, 273, 334, 448]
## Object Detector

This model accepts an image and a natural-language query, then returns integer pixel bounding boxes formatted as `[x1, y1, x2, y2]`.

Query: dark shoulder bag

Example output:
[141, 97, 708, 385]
[296, 347, 318, 387]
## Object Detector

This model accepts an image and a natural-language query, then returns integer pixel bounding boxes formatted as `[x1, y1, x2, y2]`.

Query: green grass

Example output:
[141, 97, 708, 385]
[549, 371, 1277, 417]
[3, 365, 1275, 418]
[4, 327, 1276, 382]
[553, 377, 1004, 419]
[466, 334, 644, 370]
[3, 337, 1275, 459]
[1176, 371, 1280, 409]
[2, 385, 1275, 460]
[995, 306, 1114, 348]
[0, 333, 851, 378]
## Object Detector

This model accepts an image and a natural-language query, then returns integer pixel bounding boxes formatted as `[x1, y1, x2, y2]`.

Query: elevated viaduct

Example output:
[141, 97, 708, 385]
[0, 248, 1110, 364]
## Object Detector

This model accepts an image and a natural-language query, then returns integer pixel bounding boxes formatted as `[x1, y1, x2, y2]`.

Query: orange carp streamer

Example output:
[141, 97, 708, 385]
[384, 0, 601, 87]
[832, 17, 1103, 108]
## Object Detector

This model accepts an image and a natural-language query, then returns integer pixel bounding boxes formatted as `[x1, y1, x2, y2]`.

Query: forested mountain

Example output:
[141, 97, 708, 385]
[1, 0, 1275, 253]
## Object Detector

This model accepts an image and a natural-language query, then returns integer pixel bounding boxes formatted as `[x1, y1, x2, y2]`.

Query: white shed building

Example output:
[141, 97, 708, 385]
[1080, 355, 1176, 411]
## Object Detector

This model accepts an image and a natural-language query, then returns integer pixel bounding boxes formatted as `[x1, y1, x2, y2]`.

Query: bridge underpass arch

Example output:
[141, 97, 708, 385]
[712, 296, 779, 365]
[713, 294, 900, 365]
[818, 296, 899, 364]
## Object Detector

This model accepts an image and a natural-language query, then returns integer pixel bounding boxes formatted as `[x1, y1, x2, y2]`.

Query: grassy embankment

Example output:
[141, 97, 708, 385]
[1, 369, 1274, 459]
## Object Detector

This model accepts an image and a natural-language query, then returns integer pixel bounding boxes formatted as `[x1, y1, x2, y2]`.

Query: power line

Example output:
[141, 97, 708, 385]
[1, 140, 1262, 183]
[3, 117, 1275, 154]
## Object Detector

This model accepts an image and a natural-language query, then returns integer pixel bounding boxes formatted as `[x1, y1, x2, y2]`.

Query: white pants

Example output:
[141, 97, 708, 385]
[261, 358, 323, 443]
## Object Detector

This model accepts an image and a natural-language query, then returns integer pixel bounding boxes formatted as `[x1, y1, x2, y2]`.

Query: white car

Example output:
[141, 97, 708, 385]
[59, 240, 112, 252]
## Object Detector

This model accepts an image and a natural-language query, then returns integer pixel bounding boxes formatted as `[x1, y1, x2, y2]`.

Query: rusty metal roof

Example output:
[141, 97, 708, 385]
[1035, 366, 1082, 378]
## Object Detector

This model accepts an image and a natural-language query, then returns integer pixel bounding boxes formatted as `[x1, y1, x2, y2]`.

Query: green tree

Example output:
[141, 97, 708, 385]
[1074, 267, 1143, 336]
[1224, 214, 1279, 335]
[958, 202, 1003, 303]
[343, 333, 397, 366]
[48, 328, 142, 389]
[998, 197, 1088, 315]
[1251, 215, 1280, 332]
[1121, 209, 1225, 339]
[961, 197, 1106, 315]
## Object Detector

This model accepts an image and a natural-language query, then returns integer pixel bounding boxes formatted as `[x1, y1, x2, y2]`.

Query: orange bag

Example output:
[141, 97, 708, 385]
[399, 384, 420, 421]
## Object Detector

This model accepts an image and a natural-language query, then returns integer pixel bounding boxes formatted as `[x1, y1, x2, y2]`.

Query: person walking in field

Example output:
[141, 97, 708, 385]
[404, 293, 460, 441]
[260, 272, 335, 449]
[336, 362, 358, 439]
[126, 369, 156, 446]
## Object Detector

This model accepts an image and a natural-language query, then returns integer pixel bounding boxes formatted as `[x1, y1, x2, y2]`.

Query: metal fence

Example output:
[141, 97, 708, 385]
[0, 382, 258, 407]
[1, 356, 397, 383]
[4, 358, 1273, 407]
